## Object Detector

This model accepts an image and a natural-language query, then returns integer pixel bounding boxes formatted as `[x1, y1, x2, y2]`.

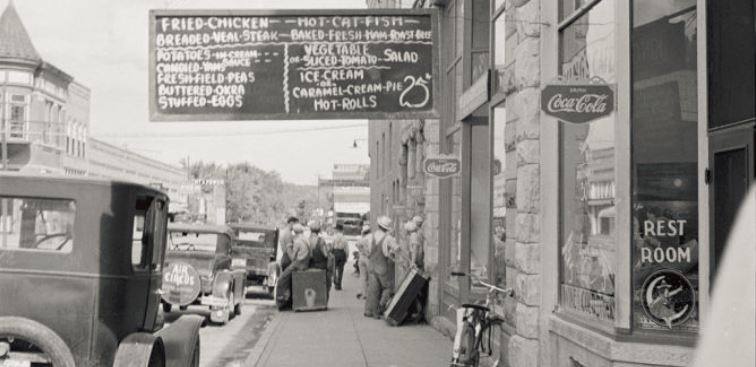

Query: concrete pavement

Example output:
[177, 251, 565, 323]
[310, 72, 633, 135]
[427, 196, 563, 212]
[247, 263, 451, 367]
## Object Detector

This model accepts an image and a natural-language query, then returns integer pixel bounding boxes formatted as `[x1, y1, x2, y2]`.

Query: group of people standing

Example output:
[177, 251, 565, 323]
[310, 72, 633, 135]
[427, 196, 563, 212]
[275, 216, 350, 310]
[275, 214, 426, 319]
[356, 215, 425, 319]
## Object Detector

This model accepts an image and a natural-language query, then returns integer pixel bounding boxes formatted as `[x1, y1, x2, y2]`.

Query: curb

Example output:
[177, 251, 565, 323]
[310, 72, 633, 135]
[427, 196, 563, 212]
[244, 309, 285, 367]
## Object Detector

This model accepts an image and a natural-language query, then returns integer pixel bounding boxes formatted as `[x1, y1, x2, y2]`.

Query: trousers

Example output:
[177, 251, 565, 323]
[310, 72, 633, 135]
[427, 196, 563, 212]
[358, 258, 369, 297]
[364, 270, 393, 317]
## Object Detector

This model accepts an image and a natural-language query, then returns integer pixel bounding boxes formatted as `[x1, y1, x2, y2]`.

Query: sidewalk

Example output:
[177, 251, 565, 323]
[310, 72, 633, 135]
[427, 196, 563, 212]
[247, 264, 451, 367]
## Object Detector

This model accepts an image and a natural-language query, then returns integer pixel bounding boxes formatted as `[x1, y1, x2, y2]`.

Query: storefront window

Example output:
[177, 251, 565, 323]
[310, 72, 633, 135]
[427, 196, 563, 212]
[492, 106, 506, 289]
[448, 132, 462, 286]
[631, 0, 699, 332]
[558, 0, 616, 322]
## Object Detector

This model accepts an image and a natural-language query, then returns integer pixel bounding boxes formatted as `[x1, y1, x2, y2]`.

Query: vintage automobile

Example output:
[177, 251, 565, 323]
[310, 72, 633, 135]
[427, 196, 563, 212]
[228, 224, 279, 295]
[161, 223, 245, 325]
[0, 173, 202, 367]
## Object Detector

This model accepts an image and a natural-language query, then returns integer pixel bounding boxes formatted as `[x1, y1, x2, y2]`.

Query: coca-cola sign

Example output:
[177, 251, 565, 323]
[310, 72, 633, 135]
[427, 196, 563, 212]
[541, 82, 615, 124]
[423, 155, 461, 178]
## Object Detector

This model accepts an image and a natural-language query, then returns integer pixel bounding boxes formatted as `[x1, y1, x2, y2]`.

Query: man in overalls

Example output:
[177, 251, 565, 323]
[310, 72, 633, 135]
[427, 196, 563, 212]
[276, 223, 309, 310]
[307, 220, 333, 297]
[364, 215, 400, 318]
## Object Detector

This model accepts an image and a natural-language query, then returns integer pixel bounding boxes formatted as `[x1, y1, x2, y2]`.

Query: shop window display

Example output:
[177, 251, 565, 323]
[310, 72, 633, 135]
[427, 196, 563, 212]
[558, 0, 616, 322]
[632, 0, 699, 332]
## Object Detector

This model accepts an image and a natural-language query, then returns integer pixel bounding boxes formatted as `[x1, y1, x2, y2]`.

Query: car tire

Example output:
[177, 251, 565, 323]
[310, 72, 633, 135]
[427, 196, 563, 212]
[228, 291, 237, 320]
[162, 302, 172, 313]
[147, 343, 165, 367]
[0, 316, 76, 367]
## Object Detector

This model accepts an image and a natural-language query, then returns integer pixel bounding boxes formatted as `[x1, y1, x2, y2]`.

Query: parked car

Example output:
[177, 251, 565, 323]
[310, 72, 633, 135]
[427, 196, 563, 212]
[162, 223, 245, 325]
[0, 173, 202, 367]
[229, 224, 279, 295]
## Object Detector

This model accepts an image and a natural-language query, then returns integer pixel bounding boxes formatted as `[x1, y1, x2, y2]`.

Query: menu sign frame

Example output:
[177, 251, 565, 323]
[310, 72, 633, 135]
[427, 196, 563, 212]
[149, 8, 439, 122]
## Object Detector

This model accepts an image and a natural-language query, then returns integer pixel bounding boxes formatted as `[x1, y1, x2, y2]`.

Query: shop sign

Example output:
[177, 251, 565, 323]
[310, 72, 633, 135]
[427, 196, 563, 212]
[149, 9, 439, 121]
[541, 77, 615, 124]
[423, 154, 461, 178]
[641, 269, 696, 329]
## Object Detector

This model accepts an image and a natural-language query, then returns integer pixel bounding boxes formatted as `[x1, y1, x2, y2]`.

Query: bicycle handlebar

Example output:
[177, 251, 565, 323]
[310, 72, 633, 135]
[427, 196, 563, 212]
[450, 271, 513, 295]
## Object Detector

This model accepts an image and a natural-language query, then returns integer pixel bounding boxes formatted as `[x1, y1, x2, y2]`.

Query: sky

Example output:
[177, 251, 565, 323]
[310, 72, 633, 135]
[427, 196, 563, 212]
[5, 0, 371, 185]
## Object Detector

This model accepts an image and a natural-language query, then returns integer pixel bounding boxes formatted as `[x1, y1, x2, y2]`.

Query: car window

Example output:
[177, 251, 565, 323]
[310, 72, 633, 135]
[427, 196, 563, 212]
[132, 214, 147, 268]
[0, 197, 75, 253]
[236, 231, 266, 243]
[168, 232, 218, 252]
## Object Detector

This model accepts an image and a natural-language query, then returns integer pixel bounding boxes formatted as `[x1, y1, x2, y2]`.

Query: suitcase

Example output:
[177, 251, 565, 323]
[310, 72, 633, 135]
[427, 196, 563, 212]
[292, 269, 328, 311]
[384, 268, 429, 326]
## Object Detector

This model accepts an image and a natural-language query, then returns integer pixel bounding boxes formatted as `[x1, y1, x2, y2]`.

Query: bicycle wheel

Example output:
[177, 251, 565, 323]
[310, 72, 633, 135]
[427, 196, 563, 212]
[451, 321, 478, 367]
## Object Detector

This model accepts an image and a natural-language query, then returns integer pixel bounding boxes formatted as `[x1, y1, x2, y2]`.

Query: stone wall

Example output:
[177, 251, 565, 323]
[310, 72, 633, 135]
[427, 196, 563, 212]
[501, 0, 543, 366]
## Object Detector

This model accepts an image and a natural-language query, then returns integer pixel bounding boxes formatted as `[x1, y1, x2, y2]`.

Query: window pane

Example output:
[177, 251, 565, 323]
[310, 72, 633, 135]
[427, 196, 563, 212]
[0, 197, 75, 253]
[471, 51, 489, 83]
[447, 132, 462, 288]
[492, 107, 507, 290]
[561, 0, 591, 21]
[558, 0, 616, 322]
[632, 0, 699, 332]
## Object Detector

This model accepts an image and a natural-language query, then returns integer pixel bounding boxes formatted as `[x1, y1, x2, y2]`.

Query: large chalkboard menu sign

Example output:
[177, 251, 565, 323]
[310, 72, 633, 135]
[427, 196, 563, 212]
[149, 9, 439, 121]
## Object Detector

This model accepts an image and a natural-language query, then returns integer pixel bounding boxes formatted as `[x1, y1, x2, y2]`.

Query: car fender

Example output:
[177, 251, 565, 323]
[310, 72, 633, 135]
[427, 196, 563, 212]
[155, 314, 203, 367]
[113, 332, 164, 367]
[212, 270, 233, 299]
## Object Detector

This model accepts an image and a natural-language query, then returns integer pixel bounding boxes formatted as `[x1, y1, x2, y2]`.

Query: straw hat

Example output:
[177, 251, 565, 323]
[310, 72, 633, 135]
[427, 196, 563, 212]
[307, 220, 321, 232]
[292, 223, 306, 234]
[412, 215, 424, 226]
[377, 215, 392, 231]
[361, 224, 371, 235]
[404, 221, 418, 233]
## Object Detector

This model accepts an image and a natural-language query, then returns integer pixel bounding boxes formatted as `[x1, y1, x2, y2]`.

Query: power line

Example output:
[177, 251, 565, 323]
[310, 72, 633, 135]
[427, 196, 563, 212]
[92, 122, 367, 139]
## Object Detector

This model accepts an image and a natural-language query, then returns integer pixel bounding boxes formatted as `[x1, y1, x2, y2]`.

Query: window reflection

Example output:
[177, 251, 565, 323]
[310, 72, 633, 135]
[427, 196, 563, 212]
[632, 0, 699, 332]
[558, 0, 616, 322]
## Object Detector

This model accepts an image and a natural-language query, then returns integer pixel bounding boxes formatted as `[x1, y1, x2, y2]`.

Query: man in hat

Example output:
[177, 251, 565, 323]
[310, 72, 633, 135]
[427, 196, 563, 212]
[330, 224, 349, 290]
[307, 220, 333, 295]
[279, 216, 299, 272]
[355, 224, 371, 299]
[363, 215, 400, 318]
[275, 223, 309, 310]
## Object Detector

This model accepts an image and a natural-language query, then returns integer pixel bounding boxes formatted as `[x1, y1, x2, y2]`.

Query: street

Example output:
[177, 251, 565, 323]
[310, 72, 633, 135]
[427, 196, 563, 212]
[165, 287, 276, 367]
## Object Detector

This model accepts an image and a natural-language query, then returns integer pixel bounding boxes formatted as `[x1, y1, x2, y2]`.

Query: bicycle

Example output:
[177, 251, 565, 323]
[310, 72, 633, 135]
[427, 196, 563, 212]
[449, 271, 513, 367]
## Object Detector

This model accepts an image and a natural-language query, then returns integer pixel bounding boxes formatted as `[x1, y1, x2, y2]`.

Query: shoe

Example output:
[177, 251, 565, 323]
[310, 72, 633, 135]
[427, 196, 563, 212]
[356, 293, 362, 299]
[364, 312, 374, 318]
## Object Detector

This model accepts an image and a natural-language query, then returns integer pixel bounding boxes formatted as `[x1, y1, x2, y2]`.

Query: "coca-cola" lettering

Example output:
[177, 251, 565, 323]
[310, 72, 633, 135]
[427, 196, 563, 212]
[547, 93, 609, 114]
[426, 161, 459, 173]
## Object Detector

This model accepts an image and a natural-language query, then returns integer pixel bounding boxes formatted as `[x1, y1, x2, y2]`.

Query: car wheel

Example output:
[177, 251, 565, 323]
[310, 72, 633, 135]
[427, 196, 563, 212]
[162, 302, 172, 313]
[147, 343, 165, 367]
[228, 291, 236, 320]
[0, 317, 76, 367]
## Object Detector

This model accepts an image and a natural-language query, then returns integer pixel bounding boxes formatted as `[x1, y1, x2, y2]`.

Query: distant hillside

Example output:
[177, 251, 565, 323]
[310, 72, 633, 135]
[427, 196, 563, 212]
[184, 160, 325, 227]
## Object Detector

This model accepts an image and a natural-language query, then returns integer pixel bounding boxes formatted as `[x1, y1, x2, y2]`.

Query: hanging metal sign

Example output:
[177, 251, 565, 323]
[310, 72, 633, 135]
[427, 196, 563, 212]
[541, 77, 615, 124]
[423, 154, 461, 178]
